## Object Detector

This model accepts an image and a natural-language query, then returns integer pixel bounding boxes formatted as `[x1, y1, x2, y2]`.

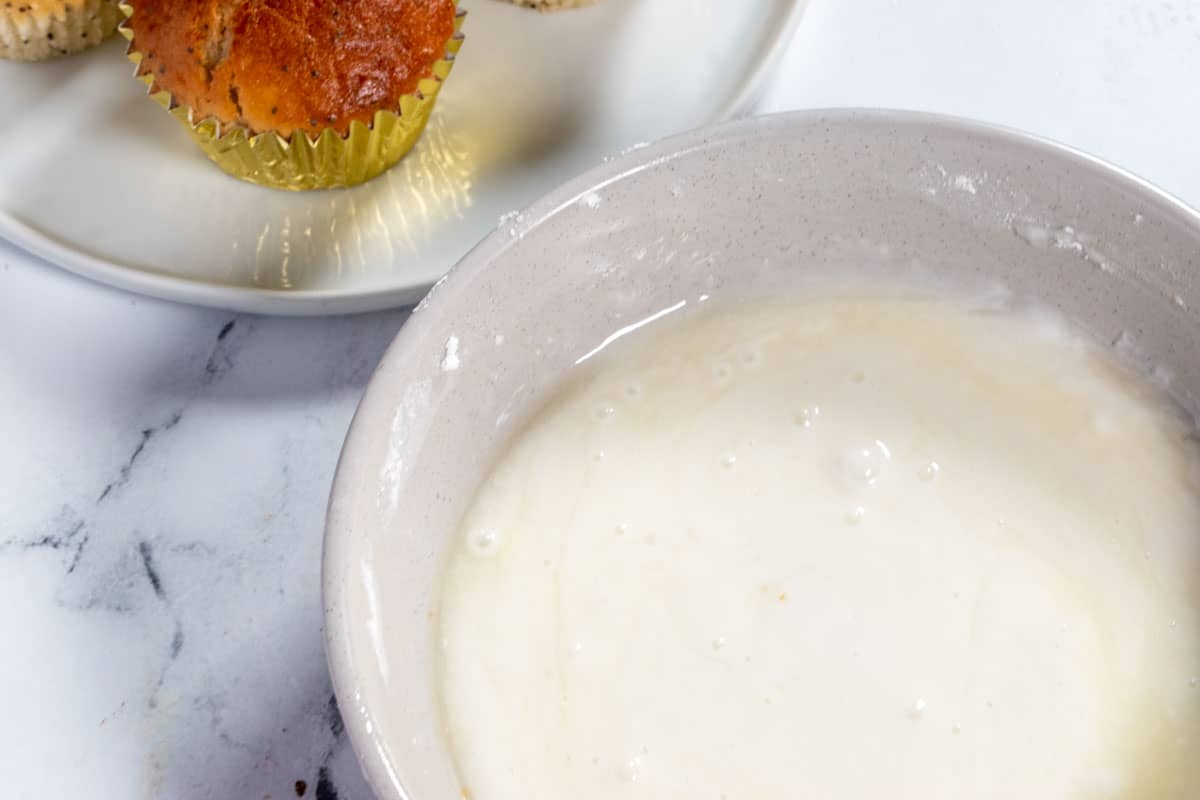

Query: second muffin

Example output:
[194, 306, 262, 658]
[1, 0, 121, 60]
[122, 0, 463, 190]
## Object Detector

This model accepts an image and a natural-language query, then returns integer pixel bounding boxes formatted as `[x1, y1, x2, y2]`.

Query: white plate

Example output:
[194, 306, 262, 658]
[0, 0, 804, 315]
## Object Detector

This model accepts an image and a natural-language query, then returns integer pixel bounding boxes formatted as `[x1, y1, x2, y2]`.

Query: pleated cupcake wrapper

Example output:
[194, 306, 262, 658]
[118, 2, 464, 191]
[0, 0, 120, 61]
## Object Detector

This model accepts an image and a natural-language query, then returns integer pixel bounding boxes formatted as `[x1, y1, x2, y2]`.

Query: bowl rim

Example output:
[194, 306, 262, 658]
[321, 107, 1200, 799]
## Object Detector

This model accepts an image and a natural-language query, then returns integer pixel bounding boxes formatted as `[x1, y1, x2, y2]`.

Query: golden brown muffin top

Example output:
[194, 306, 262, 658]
[16, 0, 106, 17]
[128, 0, 458, 139]
[17, 0, 64, 14]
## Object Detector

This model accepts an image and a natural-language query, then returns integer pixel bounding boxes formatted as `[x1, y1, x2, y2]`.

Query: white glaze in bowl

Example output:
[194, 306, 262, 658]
[323, 110, 1200, 800]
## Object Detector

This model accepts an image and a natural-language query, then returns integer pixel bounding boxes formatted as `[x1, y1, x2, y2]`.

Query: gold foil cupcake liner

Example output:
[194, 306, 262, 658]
[118, 3, 464, 191]
[0, 0, 121, 61]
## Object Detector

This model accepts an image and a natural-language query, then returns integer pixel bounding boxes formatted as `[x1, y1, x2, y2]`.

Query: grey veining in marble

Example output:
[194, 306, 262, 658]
[1, 239, 402, 799]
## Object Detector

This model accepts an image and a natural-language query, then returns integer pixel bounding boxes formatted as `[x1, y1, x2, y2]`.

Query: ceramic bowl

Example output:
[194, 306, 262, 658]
[323, 109, 1200, 799]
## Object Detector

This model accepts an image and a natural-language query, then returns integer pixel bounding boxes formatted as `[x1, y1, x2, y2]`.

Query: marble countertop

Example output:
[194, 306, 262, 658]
[3, 1, 1198, 798]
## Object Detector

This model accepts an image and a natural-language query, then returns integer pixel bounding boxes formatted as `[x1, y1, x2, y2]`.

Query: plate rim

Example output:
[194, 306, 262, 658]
[0, 0, 809, 317]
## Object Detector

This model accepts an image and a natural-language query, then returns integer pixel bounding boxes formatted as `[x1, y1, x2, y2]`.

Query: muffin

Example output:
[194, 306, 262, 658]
[0, 0, 121, 60]
[121, 0, 464, 190]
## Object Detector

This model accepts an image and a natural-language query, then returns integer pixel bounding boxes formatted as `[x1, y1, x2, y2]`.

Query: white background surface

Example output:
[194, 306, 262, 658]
[3, 1, 1199, 797]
